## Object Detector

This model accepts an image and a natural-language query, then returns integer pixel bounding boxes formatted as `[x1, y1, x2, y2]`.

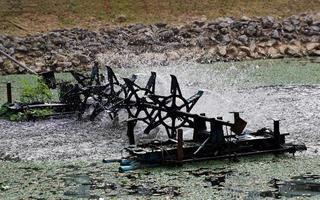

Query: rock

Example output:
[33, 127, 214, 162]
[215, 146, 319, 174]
[217, 45, 227, 56]
[51, 37, 66, 46]
[75, 54, 90, 64]
[267, 47, 282, 58]
[208, 47, 217, 55]
[193, 20, 206, 27]
[129, 23, 145, 31]
[16, 45, 28, 53]
[217, 22, 230, 29]
[257, 42, 267, 48]
[306, 43, 320, 51]
[289, 16, 300, 25]
[262, 16, 275, 28]
[197, 36, 211, 47]
[5, 64, 17, 74]
[285, 45, 302, 57]
[238, 50, 248, 59]
[310, 26, 320, 32]
[283, 33, 295, 40]
[216, 34, 231, 44]
[35, 61, 45, 68]
[303, 15, 313, 25]
[0, 57, 3, 65]
[311, 50, 320, 56]
[246, 24, 257, 36]
[71, 57, 81, 66]
[158, 30, 175, 42]
[278, 44, 288, 54]
[57, 61, 73, 69]
[238, 35, 248, 44]
[129, 35, 152, 45]
[271, 30, 281, 39]
[166, 51, 180, 61]
[226, 46, 238, 57]
[283, 23, 295, 32]
[249, 43, 256, 52]
[241, 16, 252, 21]
[256, 47, 267, 56]
[239, 46, 251, 57]
[115, 14, 127, 23]
[154, 22, 167, 29]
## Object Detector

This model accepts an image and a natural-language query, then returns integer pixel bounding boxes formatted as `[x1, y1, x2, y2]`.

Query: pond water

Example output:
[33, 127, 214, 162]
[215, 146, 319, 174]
[0, 58, 320, 199]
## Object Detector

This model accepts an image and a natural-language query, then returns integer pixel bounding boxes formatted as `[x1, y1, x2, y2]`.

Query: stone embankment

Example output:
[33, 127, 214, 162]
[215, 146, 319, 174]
[0, 13, 320, 75]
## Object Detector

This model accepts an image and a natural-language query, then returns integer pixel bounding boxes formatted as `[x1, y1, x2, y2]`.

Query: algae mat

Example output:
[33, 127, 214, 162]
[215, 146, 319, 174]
[1, 155, 320, 199]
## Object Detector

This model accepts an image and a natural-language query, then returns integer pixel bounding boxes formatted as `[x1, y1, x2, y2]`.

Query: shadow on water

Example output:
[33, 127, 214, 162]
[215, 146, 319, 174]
[253, 174, 320, 199]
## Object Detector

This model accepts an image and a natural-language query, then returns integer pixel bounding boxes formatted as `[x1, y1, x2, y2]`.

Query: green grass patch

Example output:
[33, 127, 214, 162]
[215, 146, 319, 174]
[2, 0, 320, 35]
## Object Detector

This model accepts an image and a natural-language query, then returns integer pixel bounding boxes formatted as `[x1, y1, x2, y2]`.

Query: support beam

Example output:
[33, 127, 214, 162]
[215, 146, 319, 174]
[176, 129, 184, 164]
[127, 119, 137, 145]
[273, 120, 280, 147]
[6, 83, 12, 104]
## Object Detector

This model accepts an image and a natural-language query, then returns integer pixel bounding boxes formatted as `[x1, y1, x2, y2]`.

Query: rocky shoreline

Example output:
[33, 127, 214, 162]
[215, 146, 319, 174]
[0, 13, 320, 75]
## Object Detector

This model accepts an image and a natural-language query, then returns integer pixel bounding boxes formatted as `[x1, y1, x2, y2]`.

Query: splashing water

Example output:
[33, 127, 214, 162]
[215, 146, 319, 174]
[96, 58, 320, 154]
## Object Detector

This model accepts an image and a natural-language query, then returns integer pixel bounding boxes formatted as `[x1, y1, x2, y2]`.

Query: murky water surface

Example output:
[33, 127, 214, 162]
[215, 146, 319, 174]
[0, 58, 320, 199]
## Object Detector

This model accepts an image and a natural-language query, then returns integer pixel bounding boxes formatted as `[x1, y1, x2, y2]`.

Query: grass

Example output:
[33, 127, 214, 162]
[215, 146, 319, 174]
[0, 73, 74, 105]
[1, 0, 320, 35]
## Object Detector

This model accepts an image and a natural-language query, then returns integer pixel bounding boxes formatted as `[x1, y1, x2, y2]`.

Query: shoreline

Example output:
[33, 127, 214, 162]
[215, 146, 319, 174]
[0, 13, 319, 75]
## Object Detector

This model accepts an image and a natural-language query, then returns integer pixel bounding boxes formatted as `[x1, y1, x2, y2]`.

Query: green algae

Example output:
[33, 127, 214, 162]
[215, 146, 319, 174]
[1, 155, 319, 199]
